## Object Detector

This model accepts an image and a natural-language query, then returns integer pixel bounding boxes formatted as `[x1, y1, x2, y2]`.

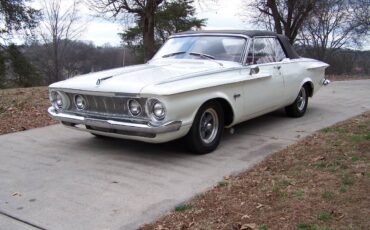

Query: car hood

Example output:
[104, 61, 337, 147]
[49, 59, 241, 94]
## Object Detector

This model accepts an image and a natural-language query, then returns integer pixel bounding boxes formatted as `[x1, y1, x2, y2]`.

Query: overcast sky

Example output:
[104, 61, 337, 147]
[36, 0, 248, 46]
[29, 0, 368, 49]
[80, 0, 249, 46]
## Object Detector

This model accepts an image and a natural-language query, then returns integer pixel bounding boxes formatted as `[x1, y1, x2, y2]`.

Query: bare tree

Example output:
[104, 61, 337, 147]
[87, 0, 164, 61]
[350, 0, 370, 35]
[246, 0, 317, 44]
[39, 0, 85, 83]
[299, 0, 370, 61]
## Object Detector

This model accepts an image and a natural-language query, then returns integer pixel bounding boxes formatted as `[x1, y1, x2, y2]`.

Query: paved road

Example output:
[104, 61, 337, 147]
[0, 80, 369, 230]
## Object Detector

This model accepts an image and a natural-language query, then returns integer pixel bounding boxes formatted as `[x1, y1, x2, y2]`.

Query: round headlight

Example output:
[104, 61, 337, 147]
[152, 101, 166, 120]
[128, 99, 142, 116]
[51, 91, 66, 110]
[75, 95, 87, 110]
[56, 93, 63, 108]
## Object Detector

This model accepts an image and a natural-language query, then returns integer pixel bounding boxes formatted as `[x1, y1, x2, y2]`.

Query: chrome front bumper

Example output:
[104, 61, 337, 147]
[48, 107, 182, 137]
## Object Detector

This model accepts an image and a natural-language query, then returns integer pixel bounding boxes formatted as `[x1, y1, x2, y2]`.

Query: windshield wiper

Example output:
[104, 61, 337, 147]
[189, 52, 223, 67]
[162, 51, 223, 67]
[189, 52, 215, 60]
[162, 51, 186, 58]
[163, 51, 216, 60]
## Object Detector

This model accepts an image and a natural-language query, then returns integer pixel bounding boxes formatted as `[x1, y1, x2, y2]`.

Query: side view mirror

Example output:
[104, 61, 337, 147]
[249, 66, 260, 75]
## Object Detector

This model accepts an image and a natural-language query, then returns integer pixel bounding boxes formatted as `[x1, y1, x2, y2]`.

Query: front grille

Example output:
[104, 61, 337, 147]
[64, 92, 148, 119]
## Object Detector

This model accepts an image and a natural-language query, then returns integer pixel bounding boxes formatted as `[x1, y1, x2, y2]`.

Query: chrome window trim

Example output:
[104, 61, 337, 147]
[161, 33, 250, 65]
[244, 36, 290, 66]
[169, 33, 250, 39]
[242, 37, 252, 66]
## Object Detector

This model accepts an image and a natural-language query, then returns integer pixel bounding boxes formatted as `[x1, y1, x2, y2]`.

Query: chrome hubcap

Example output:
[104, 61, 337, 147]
[199, 108, 219, 144]
[297, 87, 306, 111]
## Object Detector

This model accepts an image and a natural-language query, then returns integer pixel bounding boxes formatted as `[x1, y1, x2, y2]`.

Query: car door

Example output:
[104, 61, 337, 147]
[240, 37, 286, 118]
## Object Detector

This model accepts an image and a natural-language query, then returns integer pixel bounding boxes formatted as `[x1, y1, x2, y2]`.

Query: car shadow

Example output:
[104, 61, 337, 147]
[74, 108, 297, 158]
[222, 109, 290, 139]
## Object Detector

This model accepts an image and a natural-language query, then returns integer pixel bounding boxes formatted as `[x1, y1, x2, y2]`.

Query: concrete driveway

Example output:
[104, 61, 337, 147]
[0, 80, 369, 230]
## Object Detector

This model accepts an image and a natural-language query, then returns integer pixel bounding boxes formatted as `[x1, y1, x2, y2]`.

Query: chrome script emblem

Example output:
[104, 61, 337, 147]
[96, 76, 113, 85]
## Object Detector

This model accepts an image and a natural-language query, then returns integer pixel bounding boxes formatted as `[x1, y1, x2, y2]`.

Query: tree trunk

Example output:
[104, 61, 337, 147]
[52, 37, 60, 83]
[267, 0, 283, 35]
[142, 0, 156, 62]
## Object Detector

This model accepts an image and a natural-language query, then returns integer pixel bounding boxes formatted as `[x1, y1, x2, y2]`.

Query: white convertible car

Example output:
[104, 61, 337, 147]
[48, 30, 329, 154]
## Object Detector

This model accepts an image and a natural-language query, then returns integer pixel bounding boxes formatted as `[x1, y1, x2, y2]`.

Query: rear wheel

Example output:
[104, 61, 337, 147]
[186, 101, 224, 154]
[285, 86, 308, 117]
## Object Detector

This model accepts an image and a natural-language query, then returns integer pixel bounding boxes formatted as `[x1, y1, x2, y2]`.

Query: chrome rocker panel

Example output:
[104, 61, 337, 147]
[48, 107, 182, 137]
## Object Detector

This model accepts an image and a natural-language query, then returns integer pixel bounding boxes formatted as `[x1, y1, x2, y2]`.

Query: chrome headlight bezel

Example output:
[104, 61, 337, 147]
[127, 99, 142, 117]
[74, 95, 87, 111]
[147, 99, 166, 121]
[50, 90, 70, 110]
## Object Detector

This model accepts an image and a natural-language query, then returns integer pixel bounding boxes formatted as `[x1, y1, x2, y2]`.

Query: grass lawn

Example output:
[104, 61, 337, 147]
[140, 112, 370, 230]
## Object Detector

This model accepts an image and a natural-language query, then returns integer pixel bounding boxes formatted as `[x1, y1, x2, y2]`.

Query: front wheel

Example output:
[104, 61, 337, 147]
[186, 101, 224, 154]
[285, 86, 308, 117]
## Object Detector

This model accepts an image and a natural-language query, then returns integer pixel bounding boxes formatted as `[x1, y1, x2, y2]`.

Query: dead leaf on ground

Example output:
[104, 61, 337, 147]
[11, 192, 22, 197]
[241, 214, 251, 219]
[155, 225, 168, 230]
[231, 222, 241, 230]
[312, 156, 326, 162]
[240, 223, 257, 230]
[260, 166, 269, 171]
[331, 210, 345, 220]
[256, 203, 263, 209]
[355, 173, 362, 177]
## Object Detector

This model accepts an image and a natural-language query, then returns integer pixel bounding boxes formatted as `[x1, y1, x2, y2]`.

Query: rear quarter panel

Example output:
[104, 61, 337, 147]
[281, 58, 329, 104]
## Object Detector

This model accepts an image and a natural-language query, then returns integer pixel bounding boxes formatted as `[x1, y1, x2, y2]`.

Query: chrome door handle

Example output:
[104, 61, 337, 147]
[274, 66, 281, 70]
[249, 66, 260, 75]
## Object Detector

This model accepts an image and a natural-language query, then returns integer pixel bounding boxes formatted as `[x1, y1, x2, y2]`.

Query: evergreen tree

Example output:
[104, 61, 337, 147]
[6, 44, 41, 87]
[0, 0, 40, 88]
[120, 0, 206, 63]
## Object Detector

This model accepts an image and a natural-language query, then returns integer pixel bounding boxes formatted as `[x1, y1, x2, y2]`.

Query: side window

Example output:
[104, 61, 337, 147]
[275, 39, 287, 62]
[246, 37, 286, 64]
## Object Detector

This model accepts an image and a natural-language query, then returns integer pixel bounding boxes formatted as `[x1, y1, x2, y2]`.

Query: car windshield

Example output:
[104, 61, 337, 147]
[153, 36, 247, 63]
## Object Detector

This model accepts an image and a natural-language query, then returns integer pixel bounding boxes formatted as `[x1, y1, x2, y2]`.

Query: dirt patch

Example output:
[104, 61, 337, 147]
[0, 87, 57, 135]
[140, 112, 370, 230]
